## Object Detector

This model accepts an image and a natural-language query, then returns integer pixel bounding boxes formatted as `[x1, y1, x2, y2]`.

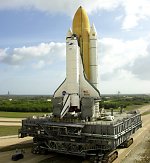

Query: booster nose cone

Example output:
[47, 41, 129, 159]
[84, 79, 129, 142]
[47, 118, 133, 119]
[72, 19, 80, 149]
[90, 24, 97, 39]
[72, 6, 90, 38]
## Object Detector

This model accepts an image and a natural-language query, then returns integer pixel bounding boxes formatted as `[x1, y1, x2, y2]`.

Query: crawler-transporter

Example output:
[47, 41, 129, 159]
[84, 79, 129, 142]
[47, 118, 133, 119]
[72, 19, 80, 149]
[19, 106, 142, 162]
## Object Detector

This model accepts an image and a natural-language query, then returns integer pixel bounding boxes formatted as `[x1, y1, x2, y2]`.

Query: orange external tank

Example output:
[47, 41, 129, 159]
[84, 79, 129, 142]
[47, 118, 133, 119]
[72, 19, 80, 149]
[72, 6, 91, 80]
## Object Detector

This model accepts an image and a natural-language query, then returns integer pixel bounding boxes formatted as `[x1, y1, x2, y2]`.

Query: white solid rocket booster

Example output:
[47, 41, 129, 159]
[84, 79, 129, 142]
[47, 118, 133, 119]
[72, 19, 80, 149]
[90, 24, 98, 88]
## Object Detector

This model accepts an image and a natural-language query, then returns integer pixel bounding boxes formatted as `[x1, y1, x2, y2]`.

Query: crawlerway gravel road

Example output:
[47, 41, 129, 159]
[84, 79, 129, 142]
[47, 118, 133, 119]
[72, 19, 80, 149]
[0, 117, 23, 126]
[0, 105, 149, 163]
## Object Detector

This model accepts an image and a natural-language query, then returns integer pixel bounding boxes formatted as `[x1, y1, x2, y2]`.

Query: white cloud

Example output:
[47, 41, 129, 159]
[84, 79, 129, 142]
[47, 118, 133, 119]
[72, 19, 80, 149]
[0, 0, 121, 15]
[0, 0, 150, 30]
[0, 37, 150, 94]
[99, 37, 149, 76]
[13, 43, 51, 57]
[0, 48, 8, 61]
[122, 0, 150, 29]
[128, 52, 150, 80]
[1, 36, 149, 81]
[32, 60, 45, 69]
[0, 42, 65, 67]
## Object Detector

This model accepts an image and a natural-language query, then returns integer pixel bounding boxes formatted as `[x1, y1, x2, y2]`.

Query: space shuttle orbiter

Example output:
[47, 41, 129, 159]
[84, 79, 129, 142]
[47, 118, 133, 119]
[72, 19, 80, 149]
[52, 6, 100, 120]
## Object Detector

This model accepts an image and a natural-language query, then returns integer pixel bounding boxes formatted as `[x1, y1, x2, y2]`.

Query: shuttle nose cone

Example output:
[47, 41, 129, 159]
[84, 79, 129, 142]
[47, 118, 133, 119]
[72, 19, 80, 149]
[66, 28, 72, 38]
[72, 6, 90, 38]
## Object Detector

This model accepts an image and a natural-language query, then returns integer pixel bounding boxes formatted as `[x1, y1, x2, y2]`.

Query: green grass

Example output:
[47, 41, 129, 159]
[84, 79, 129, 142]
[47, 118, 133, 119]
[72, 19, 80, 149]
[107, 104, 146, 112]
[0, 111, 49, 118]
[125, 105, 144, 111]
[0, 126, 20, 136]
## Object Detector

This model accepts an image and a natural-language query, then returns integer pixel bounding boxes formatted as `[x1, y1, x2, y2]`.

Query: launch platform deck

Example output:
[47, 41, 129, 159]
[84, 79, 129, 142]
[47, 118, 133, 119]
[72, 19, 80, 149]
[19, 110, 142, 157]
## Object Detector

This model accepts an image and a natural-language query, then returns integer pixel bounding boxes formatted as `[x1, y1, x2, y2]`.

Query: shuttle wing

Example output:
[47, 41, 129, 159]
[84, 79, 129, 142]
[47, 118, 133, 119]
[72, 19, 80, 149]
[53, 79, 66, 98]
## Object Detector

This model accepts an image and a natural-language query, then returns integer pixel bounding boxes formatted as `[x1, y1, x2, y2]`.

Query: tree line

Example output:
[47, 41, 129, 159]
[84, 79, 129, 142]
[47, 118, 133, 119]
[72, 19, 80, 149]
[0, 99, 52, 112]
[100, 96, 150, 109]
[0, 95, 149, 112]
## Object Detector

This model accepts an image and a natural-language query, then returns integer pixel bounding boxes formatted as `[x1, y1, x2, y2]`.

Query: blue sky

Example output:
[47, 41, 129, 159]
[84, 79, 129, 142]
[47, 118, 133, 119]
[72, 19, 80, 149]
[0, 0, 150, 95]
